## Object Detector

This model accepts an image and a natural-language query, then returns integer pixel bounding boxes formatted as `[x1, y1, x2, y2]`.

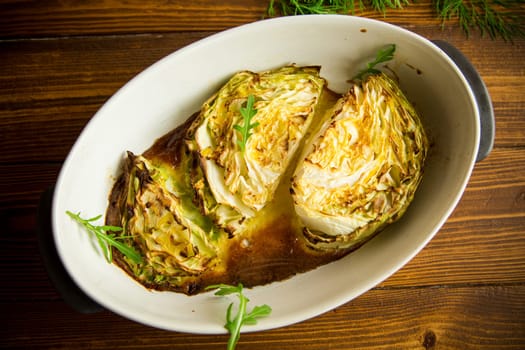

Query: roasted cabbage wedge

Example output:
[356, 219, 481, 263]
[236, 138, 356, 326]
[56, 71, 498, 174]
[186, 65, 326, 220]
[107, 146, 230, 294]
[291, 73, 428, 250]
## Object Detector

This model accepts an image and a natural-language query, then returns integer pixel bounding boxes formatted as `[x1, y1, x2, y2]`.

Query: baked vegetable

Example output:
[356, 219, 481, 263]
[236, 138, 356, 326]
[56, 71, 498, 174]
[99, 60, 428, 295]
[107, 150, 227, 293]
[187, 66, 326, 219]
[291, 73, 428, 250]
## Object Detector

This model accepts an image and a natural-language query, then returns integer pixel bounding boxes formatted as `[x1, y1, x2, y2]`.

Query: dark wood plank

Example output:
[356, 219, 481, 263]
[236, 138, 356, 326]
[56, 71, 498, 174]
[2, 285, 524, 349]
[0, 0, 451, 38]
[454, 148, 525, 221]
[383, 216, 525, 287]
[0, 102, 102, 165]
[0, 208, 62, 302]
[1, 0, 522, 40]
[1, 3, 524, 349]
[0, 164, 59, 209]
[0, 32, 211, 107]
[0, 32, 211, 164]
[0, 0, 266, 38]
[1, 32, 524, 164]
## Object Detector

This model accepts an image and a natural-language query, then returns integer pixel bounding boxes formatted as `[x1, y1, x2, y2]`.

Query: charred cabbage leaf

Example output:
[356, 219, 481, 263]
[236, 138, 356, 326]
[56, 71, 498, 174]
[291, 73, 428, 250]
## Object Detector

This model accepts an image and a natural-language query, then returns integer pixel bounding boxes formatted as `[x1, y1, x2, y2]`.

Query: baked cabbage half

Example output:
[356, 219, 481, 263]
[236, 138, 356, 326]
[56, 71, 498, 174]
[291, 73, 428, 250]
[107, 148, 229, 294]
[187, 65, 326, 222]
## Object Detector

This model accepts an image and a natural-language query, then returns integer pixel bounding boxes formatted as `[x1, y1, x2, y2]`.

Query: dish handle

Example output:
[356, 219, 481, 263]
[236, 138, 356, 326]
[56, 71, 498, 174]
[37, 186, 103, 313]
[431, 40, 495, 162]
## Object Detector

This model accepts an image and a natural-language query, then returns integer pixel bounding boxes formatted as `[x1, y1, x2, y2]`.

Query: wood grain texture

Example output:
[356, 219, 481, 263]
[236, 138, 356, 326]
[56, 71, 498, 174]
[0, 32, 210, 164]
[0, 1, 524, 348]
[0, 0, 448, 38]
[0, 0, 266, 38]
[1, 286, 524, 349]
[1, 31, 524, 164]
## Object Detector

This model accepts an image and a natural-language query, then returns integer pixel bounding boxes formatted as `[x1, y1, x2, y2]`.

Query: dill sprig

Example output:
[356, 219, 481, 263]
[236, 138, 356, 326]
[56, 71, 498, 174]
[267, 0, 356, 15]
[434, 0, 525, 41]
[266, 0, 409, 16]
[266, 0, 525, 40]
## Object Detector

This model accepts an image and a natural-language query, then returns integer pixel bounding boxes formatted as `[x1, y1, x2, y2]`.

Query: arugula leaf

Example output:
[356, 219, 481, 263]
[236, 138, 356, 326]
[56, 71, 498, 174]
[66, 211, 143, 264]
[241, 304, 272, 325]
[206, 283, 272, 350]
[352, 44, 396, 81]
[233, 95, 259, 152]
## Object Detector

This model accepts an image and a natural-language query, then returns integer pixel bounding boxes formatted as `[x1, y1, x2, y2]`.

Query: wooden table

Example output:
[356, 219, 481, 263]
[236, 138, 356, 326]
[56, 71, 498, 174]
[1, 1, 524, 349]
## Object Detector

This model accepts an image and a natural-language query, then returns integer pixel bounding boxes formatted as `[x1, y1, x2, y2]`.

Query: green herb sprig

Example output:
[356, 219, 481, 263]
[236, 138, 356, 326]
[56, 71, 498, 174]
[435, 0, 525, 41]
[266, 0, 525, 41]
[66, 211, 143, 264]
[267, 0, 409, 16]
[233, 94, 259, 152]
[206, 283, 272, 350]
[352, 43, 396, 81]
[267, 0, 354, 15]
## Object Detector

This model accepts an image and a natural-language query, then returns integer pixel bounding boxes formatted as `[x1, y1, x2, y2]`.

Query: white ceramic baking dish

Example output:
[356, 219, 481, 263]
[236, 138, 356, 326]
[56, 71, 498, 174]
[39, 15, 494, 334]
